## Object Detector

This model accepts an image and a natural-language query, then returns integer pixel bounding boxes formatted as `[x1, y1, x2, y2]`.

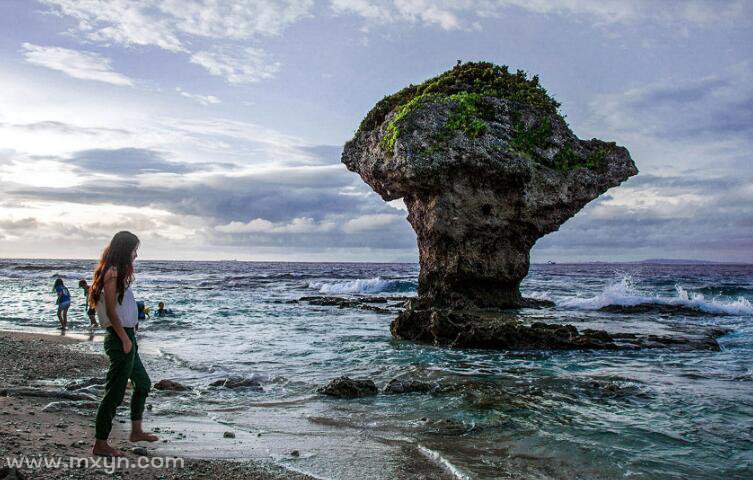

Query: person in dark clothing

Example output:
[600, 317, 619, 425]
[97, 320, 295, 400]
[89, 231, 158, 457]
[155, 302, 174, 317]
[78, 279, 98, 327]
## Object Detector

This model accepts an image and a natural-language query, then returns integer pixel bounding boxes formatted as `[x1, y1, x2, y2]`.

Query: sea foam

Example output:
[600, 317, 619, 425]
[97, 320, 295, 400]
[559, 275, 753, 315]
[308, 277, 417, 294]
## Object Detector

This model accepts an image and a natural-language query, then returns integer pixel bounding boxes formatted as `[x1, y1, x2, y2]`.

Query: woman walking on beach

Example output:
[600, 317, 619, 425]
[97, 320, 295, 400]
[89, 231, 158, 457]
[53, 278, 71, 329]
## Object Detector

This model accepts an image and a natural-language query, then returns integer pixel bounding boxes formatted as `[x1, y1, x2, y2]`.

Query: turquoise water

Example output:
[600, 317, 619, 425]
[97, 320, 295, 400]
[1, 259, 752, 479]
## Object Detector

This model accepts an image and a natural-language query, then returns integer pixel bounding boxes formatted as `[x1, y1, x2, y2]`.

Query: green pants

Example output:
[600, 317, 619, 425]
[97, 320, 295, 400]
[95, 327, 151, 440]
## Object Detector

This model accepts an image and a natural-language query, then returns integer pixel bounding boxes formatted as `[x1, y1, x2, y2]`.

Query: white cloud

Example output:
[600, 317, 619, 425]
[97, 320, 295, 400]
[1, 157, 84, 188]
[342, 213, 404, 233]
[40, 0, 308, 84]
[189, 47, 280, 84]
[215, 217, 337, 234]
[331, 0, 753, 29]
[331, 0, 464, 30]
[331, 0, 391, 23]
[41, 0, 313, 51]
[176, 87, 221, 106]
[21, 43, 133, 86]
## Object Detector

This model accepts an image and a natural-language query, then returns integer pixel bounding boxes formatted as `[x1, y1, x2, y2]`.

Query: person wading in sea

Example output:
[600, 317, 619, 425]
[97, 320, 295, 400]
[53, 278, 71, 329]
[78, 279, 98, 327]
[89, 231, 158, 457]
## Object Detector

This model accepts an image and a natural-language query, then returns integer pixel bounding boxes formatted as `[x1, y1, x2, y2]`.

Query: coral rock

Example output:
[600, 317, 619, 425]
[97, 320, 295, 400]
[343, 62, 637, 309]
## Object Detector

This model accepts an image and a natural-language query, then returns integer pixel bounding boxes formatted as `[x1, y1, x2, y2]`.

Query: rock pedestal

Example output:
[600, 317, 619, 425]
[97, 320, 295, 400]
[342, 62, 638, 348]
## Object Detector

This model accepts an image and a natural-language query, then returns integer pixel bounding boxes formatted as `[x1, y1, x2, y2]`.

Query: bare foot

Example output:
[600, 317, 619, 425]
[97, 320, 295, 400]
[129, 431, 159, 442]
[92, 443, 125, 457]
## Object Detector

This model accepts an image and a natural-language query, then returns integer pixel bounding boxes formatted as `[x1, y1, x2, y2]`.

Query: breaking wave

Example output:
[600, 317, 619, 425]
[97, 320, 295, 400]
[559, 275, 753, 316]
[308, 277, 417, 294]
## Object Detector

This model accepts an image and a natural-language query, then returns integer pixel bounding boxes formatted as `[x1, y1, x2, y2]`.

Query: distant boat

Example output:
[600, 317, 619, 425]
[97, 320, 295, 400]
[546, 261, 556, 265]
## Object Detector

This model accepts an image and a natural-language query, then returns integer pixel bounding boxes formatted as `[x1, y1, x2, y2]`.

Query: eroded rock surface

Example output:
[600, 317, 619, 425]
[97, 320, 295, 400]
[383, 377, 435, 395]
[318, 376, 378, 399]
[342, 62, 638, 349]
[153, 379, 189, 392]
[343, 62, 637, 310]
[392, 303, 618, 349]
[210, 377, 263, 390]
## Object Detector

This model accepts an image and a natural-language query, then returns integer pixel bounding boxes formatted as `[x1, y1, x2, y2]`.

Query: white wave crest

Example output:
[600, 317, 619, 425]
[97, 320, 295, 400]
[559, 275, 753, 316]
[308, 277, 416, 294]
[527, 290, 553, 302]
[417, 444, 473, 480]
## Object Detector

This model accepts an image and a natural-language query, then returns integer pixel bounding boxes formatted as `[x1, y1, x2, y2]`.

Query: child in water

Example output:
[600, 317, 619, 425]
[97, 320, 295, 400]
[53, 278, 71, 329]
[78, 279, 98, 327]
[155, 302, 173, 317]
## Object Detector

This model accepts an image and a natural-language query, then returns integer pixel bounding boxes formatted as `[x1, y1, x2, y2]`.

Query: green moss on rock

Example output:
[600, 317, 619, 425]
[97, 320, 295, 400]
[364, 61, 609, 173]
[444, 92, 489, 139]
[553, 142, 616, 172]
[379, 93, 441, 155]
[510, 115, 552, 157]
[359, 61, 561, 136]
[379, 91, 491, 155]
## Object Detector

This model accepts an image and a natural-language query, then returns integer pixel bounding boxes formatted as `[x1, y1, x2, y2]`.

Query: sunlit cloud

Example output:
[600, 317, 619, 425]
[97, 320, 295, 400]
[331, 0, 753, 30]
[189, 48, 281, 84]
[175, 87, 221, 106]
[21, 43, 133, 86]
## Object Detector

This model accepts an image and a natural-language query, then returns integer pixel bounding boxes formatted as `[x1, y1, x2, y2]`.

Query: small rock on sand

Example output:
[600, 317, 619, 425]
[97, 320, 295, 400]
[0, 467, 27, 480]
[132, 446, 148, 456]
[223, 431, 236, 438]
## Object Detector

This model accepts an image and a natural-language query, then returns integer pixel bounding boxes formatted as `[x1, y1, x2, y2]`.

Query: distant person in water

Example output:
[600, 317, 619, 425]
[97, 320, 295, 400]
[89, 231, 158, 457]
[53, 278, 71, 329]
[155, 302, 174, 317]
[78, 279, 98, 327]
[135, 300, 148, 331]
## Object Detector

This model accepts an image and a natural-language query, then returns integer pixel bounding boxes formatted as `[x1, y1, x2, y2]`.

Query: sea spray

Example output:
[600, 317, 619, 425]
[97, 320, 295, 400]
[558, 274, 753, 315]
[308, 277, 417, 294]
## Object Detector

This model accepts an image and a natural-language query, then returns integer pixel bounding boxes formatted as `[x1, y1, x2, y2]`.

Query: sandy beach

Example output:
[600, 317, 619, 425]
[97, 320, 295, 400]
[0, 330, 316, 480]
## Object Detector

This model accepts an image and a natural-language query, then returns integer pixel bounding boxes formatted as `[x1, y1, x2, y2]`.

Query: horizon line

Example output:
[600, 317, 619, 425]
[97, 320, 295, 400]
[1, 257, 751, 266]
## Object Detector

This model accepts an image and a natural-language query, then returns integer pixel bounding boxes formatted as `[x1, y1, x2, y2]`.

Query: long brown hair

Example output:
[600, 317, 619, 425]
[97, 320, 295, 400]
[89, 231, 140, 307]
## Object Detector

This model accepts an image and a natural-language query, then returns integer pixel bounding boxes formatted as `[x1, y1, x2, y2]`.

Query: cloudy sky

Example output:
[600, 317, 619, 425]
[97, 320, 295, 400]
[0, 0, 751, 262]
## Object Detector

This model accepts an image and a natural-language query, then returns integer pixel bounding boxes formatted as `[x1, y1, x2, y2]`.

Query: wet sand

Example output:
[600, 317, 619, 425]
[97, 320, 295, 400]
[0, 330, 315, 479]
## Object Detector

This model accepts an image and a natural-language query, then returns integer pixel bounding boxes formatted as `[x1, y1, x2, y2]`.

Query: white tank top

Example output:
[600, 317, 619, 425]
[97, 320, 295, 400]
[96, 285, 139, 328]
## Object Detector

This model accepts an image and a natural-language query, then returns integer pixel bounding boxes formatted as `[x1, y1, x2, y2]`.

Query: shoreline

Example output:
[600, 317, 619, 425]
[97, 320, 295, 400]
[0, 329, 316, 480]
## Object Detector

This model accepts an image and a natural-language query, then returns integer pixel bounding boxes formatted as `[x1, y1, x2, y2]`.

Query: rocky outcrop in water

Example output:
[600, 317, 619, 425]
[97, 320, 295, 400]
[383, 377, 435, 394]
[599, 303, 723, 317]
[342, 62, 638, 348]
[153, 379, 189, 392]
[318, 376, 378, 398]
[392, 307, 618, 349]
[210, 377, 263, 390]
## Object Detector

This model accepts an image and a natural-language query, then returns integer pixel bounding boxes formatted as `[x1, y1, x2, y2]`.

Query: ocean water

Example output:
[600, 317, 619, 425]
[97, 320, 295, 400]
[1, 259, 752, 479]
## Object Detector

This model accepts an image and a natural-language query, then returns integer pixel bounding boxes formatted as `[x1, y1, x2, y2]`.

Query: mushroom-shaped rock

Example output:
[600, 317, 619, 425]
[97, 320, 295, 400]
[343, 62, 637, 312]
